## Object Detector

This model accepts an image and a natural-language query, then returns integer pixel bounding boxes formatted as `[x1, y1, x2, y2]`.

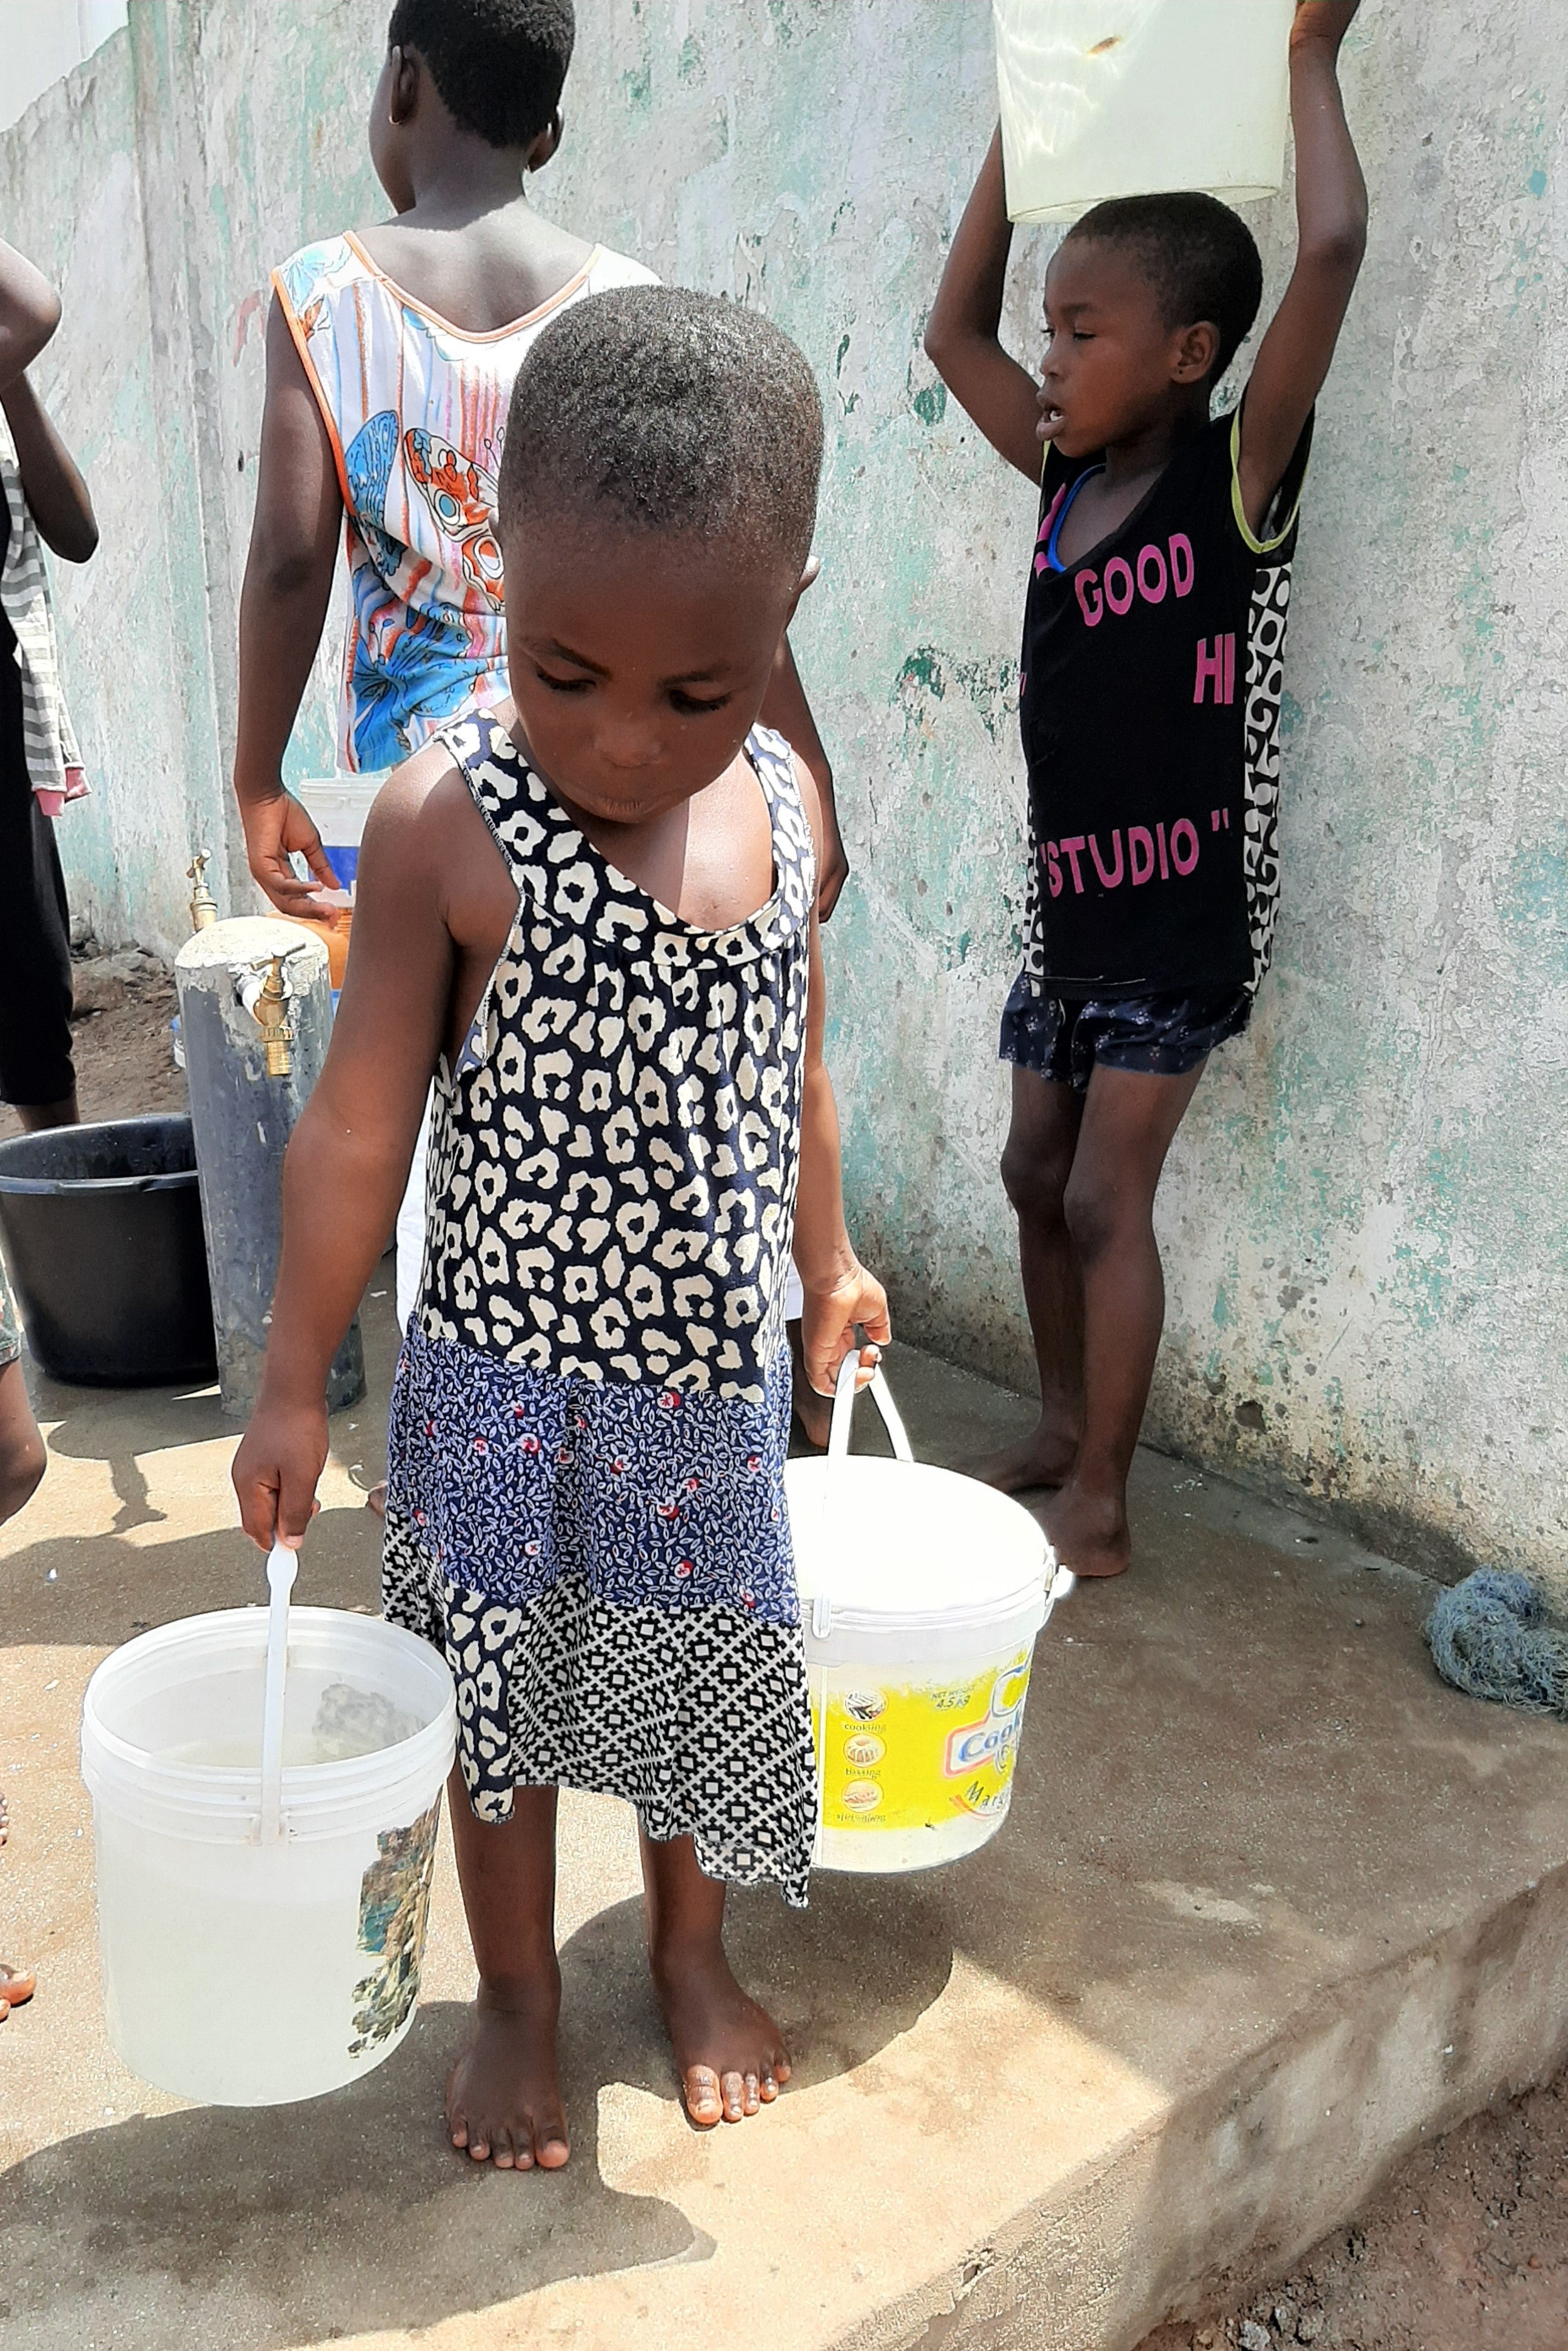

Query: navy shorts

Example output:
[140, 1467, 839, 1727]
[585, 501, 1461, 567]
[999, 974, 1250, 1093]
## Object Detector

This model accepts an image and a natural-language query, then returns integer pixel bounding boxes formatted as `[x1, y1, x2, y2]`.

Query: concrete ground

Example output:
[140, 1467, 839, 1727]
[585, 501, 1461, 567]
[3, 1288, 1568, 2351]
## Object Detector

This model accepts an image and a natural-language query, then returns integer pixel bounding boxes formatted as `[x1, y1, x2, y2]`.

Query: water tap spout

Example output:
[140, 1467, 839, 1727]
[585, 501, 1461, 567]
[244, 956, 293, 1078]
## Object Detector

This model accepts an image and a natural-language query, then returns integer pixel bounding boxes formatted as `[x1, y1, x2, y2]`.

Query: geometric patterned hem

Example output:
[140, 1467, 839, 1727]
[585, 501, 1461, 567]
[383, 1502, 818, 1907]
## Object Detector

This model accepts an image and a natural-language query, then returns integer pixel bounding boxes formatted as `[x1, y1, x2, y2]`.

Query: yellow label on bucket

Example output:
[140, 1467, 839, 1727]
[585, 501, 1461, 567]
[814, 1651, 1034, 1834]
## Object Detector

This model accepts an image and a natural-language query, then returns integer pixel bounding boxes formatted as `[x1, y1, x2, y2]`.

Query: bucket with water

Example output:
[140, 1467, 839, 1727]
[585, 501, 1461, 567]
[281, 777, 385, 987]
[994, 0, 1296, 224]
[786, 1361, 1073, 1874]
[81, 1550, 455, 2105]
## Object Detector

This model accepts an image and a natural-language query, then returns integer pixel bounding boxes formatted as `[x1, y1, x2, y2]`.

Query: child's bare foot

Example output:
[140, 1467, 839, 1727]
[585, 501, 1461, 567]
[366, 1481, 387, 1520]
[446, 1972, 569, 2169]
[962, 1416, 1080, 1494]
[651, 1937, 792, 2126]
[1039, 1479, 1131, 1578]
[0, 1963, 36, 2021]
[787, 1318, 833, 1450]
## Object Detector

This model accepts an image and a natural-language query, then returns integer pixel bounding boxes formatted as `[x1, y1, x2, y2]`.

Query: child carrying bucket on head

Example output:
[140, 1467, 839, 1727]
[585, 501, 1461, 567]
[233, 0, 849, 1448]
[233, 287, 890, 2160]
[923, 2, 1367, 1577]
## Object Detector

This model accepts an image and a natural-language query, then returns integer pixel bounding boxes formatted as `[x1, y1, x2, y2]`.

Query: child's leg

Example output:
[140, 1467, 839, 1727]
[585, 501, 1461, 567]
[1042, 1062, 1206, 1578]
[968, 1067, 1086, 1490]
[0, 1359, 45, 1524]
[640, 1829, 792, 2127]
[445, 1772, 570, 2169]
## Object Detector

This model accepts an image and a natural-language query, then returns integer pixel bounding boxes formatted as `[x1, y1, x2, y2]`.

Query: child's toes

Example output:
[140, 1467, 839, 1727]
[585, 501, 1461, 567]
[684, 2064, 724, 2127]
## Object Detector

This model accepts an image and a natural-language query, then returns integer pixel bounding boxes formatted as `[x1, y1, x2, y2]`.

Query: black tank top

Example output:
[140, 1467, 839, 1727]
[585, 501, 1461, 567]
[1018, 405, 1312, 998]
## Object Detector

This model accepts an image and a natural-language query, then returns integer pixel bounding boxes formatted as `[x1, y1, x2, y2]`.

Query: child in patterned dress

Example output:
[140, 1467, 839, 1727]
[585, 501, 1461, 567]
[234, 286, 889, 2162]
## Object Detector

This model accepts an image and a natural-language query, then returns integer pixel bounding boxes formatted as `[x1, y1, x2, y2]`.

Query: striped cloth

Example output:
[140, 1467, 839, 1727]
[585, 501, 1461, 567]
[0, 412, 87, 809]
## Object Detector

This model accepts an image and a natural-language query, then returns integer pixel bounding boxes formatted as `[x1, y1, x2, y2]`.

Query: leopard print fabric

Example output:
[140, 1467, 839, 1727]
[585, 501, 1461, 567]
[384, 713, 821, 1903]
[415, 711, 814, 1403]
[1240, 563, 1292, 995]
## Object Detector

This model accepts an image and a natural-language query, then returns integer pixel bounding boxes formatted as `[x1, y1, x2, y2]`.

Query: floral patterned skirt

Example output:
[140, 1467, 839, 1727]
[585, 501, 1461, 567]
[382, 1324, 817, 1905]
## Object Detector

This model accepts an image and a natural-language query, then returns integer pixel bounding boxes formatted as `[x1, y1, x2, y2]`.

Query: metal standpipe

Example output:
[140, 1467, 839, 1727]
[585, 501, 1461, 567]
[174, 917, 366, 1421]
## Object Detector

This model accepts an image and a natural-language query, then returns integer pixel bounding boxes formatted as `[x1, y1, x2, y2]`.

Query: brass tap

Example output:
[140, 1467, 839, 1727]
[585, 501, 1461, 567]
[252, 956, 293, 1078]
[187, 851, 218, 931]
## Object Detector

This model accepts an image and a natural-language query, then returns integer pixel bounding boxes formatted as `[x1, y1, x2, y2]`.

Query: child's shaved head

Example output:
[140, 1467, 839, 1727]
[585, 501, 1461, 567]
[1067, 193, 1264, 381]
[387, 0, 574, 150]
[500, 286, 823, 575]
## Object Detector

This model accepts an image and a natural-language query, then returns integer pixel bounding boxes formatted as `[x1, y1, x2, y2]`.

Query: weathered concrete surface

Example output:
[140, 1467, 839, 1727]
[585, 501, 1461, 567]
[1, 1, 1561, 1593]
[3, 1294, 1567, 2351]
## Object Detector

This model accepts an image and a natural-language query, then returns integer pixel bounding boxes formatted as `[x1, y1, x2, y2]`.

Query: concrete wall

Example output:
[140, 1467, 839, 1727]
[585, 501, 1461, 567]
[2, 1, 1563, 1594]
[0, 2, 129, 136]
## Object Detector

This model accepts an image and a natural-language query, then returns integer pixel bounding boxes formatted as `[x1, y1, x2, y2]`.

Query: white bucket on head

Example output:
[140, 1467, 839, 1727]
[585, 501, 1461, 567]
[994, 0, 1295, 224]
[81, 1606, 456, 2106]
[786, 1363, 1072, 1874]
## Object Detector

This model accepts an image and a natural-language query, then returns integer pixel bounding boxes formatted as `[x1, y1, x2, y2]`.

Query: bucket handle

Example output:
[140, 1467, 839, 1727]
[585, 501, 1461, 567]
[811, 1354, 914, 1642]
[827, 1348, 914, 1464]
[260, 1539, 297, 1844]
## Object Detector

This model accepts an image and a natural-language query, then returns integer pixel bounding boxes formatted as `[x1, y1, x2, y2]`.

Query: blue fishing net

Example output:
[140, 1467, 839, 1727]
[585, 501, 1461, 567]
[1425, 1570, 1568, 1719]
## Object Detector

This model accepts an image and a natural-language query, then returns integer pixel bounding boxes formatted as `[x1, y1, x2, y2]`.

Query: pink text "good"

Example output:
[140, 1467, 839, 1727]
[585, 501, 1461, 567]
[1075, 535, 1196, 628]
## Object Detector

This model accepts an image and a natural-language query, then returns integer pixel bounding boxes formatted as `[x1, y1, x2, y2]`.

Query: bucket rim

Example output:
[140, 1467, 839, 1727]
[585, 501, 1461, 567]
[0, 1113, 199, 1197]
[81, 1606, 457, 1823]
[785, 1453, 1053, 1631]
[0, 1169, 199, 1198]
[806, 1582, 1047, 1640]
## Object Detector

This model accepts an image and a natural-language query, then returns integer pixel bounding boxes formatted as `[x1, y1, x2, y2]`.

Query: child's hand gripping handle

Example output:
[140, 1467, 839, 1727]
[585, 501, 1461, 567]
[232, 1395, 327, 1554]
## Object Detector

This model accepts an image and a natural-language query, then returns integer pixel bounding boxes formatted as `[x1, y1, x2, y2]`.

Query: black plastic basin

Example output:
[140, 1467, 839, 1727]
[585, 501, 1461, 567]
[0, 1115, 217, 1386]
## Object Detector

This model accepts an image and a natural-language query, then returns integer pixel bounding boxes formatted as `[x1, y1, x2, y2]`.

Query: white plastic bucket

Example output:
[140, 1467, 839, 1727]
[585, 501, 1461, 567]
[994, 0, 1295, 224]
[786, 1363, 1073, 1874]
[81, 1606, 456, 2105]
[294, 776, 384, 893]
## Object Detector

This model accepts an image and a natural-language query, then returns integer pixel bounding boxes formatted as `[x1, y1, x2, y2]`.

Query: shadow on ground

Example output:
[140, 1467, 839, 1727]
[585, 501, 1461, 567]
[0, 1877, 953, 2347]
[0, 1508, 383, 1646]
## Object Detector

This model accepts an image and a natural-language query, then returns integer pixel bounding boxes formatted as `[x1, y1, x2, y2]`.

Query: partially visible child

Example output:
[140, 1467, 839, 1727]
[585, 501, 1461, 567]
[233, 0, 847, 1451]
[233, 288, 889, 2160]
[0, 1246, 50, 2025]
[925, 3, 1367, 1575]
[1, 238, 99, 1136]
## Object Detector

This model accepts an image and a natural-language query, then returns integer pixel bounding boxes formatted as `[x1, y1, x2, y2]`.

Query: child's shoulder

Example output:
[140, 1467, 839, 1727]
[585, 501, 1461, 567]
[582, 247, 660, 293]
[273, 233, 366, 314]
[272, 233, 374, 338]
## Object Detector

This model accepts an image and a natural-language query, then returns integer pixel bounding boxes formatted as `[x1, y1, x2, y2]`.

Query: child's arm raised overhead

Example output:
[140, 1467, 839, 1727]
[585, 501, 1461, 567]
[923, 127, 1044, 485]
[1, 376, 98, 565]
[230, 748, 458, 1548]
[232, 297, 346, 916]
[0, 240, 60, 393]
[1236, 2, 1367, 537]
[0, 242, 96, 562]
[790, 757, 891, 1398]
